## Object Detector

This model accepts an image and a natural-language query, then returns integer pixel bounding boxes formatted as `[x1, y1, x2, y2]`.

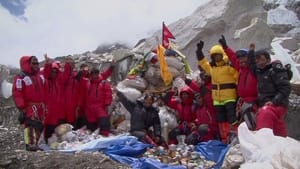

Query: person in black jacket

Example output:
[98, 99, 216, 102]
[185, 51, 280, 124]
[255, 50, 291, 137]
[117, 92, 163, 146]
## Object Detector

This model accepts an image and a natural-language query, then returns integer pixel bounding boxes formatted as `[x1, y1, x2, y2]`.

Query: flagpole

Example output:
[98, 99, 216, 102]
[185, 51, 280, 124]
[162, 21, 164, 46]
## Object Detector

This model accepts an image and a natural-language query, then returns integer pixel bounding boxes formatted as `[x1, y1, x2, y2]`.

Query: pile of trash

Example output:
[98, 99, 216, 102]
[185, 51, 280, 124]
[45, 123, 117, 150]
[143, 136, 216, 169]
[116, 46, 191, 102]
[113, 46, 194, 138]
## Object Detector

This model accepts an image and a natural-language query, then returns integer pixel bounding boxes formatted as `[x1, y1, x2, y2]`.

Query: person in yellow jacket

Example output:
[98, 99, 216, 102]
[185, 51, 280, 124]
[195, 39, 238, 144]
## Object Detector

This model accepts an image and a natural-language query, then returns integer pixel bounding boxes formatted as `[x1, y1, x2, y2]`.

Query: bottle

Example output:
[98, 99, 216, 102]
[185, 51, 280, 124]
[163, 120, 169, 143]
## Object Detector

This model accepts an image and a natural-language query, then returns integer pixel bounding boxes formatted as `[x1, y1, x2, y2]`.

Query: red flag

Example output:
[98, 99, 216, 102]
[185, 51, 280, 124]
[162, 22, 175, 48]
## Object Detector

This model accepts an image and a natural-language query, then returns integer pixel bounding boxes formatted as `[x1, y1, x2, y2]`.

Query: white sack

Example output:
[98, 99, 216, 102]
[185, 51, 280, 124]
[121, 76, 148, 90]
[158, 106, 178, 130]
[1, 80, 12, 98]
[238, 122, 300, 169]
[116, 82, 142, 103]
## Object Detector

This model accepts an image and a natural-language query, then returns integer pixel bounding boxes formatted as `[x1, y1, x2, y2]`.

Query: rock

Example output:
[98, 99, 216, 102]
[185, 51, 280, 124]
[234, 17, 275, 50]
[291, 49, 300, 63]
[0, 159, 12, 167]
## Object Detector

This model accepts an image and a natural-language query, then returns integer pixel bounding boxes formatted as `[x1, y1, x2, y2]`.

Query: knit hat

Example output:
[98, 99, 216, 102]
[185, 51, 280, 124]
[255, 49, 271, 60]
[235, 49, 248, 58]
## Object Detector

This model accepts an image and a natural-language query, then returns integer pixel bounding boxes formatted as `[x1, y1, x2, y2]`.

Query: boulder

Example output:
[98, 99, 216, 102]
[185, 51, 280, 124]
[234, 17, 275, 50]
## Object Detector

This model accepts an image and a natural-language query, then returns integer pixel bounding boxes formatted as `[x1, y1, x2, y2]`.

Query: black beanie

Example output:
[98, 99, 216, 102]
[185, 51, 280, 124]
[255, 49, 271, 60]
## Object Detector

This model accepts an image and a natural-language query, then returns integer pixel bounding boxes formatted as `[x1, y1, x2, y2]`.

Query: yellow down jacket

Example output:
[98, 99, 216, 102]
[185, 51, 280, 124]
[198, 45, 238, 103]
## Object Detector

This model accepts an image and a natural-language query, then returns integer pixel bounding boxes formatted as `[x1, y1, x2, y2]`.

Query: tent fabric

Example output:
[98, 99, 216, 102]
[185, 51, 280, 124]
[195, 140, 229, 169]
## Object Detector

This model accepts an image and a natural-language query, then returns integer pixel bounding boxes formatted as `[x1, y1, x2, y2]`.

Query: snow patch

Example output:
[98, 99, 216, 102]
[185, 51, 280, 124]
[270, 37, 300, 83]
[267, 5, 300, 26]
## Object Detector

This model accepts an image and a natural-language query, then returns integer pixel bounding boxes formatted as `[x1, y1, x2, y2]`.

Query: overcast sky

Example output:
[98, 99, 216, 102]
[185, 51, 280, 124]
[0, 0, 209, 67]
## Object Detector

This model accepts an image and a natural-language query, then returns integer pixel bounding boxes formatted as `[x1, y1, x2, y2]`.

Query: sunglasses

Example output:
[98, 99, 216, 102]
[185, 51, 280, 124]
[31, 62, 39, 65]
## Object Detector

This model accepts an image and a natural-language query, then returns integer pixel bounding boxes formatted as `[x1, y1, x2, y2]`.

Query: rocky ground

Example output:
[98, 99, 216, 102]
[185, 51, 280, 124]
[0, 99, 130, 169]
[1, 93, 300, 169]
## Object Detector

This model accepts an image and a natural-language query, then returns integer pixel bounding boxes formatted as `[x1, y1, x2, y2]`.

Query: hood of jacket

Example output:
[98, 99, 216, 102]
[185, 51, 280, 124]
[180, 86, 194, 104]
[20, 56, 34, 74]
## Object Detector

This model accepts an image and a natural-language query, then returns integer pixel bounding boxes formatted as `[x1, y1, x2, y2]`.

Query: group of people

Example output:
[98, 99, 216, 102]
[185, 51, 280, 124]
[12, 55, 115, 151]
[195, 35, 291, 144]
[12, 34, 292, 151]
[118, 35, 292, 147]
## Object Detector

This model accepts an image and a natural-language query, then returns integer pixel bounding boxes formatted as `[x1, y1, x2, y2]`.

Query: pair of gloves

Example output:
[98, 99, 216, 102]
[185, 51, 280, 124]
[196, 35, 228, 60]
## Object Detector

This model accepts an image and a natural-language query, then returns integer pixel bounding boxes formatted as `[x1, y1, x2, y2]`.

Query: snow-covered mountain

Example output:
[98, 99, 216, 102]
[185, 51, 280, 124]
[134, 0, 300, 82]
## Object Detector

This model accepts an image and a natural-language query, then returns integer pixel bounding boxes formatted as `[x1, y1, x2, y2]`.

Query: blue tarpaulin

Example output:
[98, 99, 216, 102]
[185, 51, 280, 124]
[43, 135, 228, 169]
[105, 138, 151, 157]
[194, 140, 229, 169]
[104, 137, 185, 169]
[59, 134, 138, 153]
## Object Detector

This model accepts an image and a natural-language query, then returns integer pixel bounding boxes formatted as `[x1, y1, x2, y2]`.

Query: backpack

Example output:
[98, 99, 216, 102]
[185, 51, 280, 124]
[284, 64, 293, 80]
[271, 61, 293, 80]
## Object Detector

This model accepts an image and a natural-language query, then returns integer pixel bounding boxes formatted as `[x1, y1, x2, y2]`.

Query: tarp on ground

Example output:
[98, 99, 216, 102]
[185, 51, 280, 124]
[107, 153, 186, 169]
[54, 134, 138, 153]
[106, 139, 228, 169]
[104, 137, 186, 169]
[42, 134, 229, 169]
[195, 140, 229, 169]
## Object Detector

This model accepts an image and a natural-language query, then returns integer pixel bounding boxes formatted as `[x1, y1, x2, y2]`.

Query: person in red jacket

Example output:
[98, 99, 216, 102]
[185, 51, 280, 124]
[186, 92, 219, 144]
[219, 35, 258, 130]
[63, 59, 115, 128]
[42, 55, 71, 142]
[164, 86, 197, 144]
[82, 68, 113, 136]
[61, 58, 81, 126]
[12, 56, 46, 151]
[72, 63, 90, 130]
[184, 77, 215, 119]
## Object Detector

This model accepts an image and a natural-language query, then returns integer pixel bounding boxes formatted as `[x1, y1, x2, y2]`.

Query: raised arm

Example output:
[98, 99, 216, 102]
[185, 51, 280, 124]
[116, 91, 136, 113]
[219, 35, 240, 70]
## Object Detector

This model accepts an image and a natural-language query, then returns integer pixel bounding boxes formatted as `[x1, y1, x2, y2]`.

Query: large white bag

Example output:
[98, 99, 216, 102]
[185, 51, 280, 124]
[116, 82, 142, 103]
[238, 122, 300, 169]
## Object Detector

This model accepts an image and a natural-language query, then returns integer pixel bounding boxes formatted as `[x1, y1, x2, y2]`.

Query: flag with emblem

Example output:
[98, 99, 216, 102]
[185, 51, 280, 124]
[162, 22, 175, 48]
